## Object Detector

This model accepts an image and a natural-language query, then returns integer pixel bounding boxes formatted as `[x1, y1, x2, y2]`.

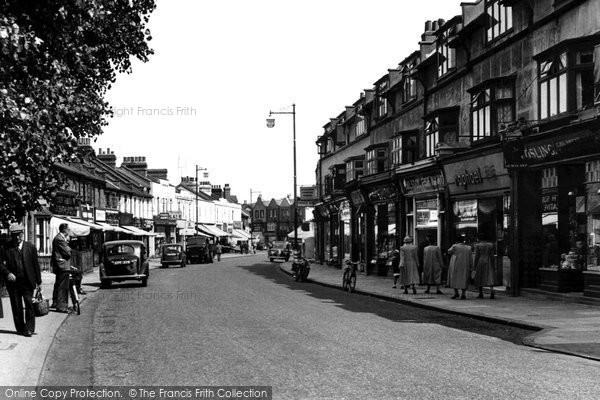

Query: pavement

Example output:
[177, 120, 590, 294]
[280, 261, 600, 362]
[0, 251, 253, 386]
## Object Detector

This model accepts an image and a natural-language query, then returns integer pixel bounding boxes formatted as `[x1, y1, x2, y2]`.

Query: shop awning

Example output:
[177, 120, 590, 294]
[122, 225, 157, 236]
[197, 224, 229, 237]
[287, 226, 314, 241]
[231, 229, 251, 240]
[180, 227, 209, 237]
[65, 217, 104, 230]
[50, 216, 90, 237]
[96, 222, 131, 234]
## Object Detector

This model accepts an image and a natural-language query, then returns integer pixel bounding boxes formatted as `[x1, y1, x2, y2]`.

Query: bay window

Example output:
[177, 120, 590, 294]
[365, 145, 388, 175]
[486, 0, 512, 42]
[470, 79, 515, 140]
[345, 157, 364, 182]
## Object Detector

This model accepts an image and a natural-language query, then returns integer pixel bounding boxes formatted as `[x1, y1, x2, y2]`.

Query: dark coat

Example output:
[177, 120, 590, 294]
[0, 241, 42, 288]
[51, 233, 71, 274]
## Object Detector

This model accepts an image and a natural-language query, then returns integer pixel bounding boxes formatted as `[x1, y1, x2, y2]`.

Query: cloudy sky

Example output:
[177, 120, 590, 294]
[95, 0, 461, 203]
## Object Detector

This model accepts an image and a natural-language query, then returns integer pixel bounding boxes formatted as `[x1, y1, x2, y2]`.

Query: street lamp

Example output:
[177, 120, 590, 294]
[195, 165, 207, 234]
[249, 189, 261, 251]
[267, 104, 298, 251]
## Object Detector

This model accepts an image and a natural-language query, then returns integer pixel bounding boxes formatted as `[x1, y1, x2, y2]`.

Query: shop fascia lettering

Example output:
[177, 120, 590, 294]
[454, 165, 497, 189]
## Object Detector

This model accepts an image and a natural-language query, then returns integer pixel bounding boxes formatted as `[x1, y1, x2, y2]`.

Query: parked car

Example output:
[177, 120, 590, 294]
[268, 241, 291, 262]
[186, 236, 209, 264]
[99, 240, 149, 288]
[161, 243, 186, 268]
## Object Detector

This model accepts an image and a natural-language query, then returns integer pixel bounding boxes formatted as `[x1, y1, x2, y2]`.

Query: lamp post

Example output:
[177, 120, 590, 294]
[195, 165, 207, 235]
[267, 104, 298, 251]
[249, 189, 261, 251]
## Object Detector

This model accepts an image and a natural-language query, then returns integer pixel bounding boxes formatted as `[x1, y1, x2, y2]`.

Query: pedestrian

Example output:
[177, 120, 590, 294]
[215, 242, 223, 262]
[208, 240, 214, 263]
[423, 238, 444, 294]
[51, 223, 72, 313]
[399, 236, 420, 294]
[417, 235, 430, 285]
[447, 236, 473, 300]
[473, 232, 496, 299]
[391, 249, 401, 288]
[0, 224, 42, 336]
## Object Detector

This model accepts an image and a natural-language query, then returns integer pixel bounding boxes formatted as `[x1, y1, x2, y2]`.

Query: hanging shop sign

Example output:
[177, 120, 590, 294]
[50, 194, 78, 217]
[443, 152, 510, 194]
[154, 213, 177, 226]
[503, 126, 600, 168]
[365, 185, 397, 203]
[349, 190, 365, 207]
[401, 171, 445, 195]
[119, 212, 134, 226]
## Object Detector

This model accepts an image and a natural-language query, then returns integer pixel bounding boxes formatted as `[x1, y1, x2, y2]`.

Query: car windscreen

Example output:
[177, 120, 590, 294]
[106, 244, 138, 257]
[164, 246, 181, 252]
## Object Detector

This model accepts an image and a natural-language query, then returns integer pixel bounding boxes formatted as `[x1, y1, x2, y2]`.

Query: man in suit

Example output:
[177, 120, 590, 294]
[0, 224, 42, 337]
[51, 223, 71, 313]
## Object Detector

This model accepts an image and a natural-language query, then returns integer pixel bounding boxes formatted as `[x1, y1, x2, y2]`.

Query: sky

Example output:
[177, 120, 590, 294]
[95, 0, 461, 204]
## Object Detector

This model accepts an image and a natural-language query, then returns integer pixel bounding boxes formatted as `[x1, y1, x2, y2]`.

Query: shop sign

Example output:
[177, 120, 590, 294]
[49, 194, 78, 217]
[401, 171, 445, 195]
[340, 201, 351, 222]
[95, 209, 106, 222]
[503, 127, 600, 168]
[142, 218, 154, 229]
[80, 205, 94, 221]
[366, 185, 397, 203]
[105, 210, 120, 226]
[233, 221, 242, 229]
[541, 192, 558, 213]
[349, 190, 365, 207]
[443, 153, 509, 194]
[154, 214, 177, 226]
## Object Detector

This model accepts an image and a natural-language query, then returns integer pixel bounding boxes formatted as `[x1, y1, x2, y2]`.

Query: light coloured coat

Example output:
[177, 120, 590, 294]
[447, 243, 473, 290]
[399, 243, 420, 285]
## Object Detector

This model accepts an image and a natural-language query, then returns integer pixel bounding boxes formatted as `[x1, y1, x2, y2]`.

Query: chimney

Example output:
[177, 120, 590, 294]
[121, 156, 148, 176]
[97, 148, 116, 168]
[211, 185, 223, 199]
[76, 137, 95, 157]
[147, 169, 168, 181]
[223, 184, 231, 201]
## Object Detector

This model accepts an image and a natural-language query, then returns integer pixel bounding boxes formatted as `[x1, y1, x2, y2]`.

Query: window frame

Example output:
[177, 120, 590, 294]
[365, 146, 389, 175]
[437, 29, 456, 78]
[470, 79, 515, 141]
[424, 118, 439, 158]
[485, 0, 513, 43]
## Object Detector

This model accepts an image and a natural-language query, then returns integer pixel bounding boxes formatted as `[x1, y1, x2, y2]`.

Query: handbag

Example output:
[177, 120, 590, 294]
[33, 288, 49, 317]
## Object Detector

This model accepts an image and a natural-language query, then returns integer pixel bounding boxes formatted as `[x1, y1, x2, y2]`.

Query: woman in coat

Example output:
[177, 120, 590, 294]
[423, 237, 444, 294]
[473, 232, 496, 299]
[399, 236, 420, 294]
[447, 237, 473, 299]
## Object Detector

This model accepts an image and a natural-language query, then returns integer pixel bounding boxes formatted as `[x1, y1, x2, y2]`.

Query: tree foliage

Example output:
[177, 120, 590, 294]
[0, 0, 155, 227]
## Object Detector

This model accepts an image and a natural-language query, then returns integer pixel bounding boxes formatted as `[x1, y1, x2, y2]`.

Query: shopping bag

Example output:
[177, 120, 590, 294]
[33, 288, 49, 317]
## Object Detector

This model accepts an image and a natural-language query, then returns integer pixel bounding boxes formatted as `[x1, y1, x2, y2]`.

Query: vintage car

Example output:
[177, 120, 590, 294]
[186, 236, 209, 264]
[268, 241, 291, 262]
[99, 240, 149, 288]
[161, 243, 187, 268]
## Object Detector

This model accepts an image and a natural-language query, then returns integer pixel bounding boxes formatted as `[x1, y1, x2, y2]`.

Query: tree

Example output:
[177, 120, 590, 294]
[0, 0, 156, 227]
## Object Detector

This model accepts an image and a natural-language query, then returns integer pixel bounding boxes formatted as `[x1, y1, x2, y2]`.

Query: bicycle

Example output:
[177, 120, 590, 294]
[342, 260, 358, 293]
[69, 266, 82, 315]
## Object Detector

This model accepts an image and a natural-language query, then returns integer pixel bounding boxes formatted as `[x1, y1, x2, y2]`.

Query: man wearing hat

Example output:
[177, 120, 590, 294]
[0, 224, 42, 337]
[51, 223, 72, 313]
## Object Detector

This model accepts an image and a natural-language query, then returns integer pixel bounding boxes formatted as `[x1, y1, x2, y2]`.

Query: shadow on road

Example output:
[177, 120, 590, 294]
[240, 262, 534, 346]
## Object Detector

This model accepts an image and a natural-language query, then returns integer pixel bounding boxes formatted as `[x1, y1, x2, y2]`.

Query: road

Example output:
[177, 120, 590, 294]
[40, 254, 600, 399]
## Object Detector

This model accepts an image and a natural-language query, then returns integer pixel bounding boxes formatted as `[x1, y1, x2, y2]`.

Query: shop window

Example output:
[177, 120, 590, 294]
[35, 219, 50, 255]
[486, 0, 512, 43]
[470, 81, 515, 140]
[437, 28, 456, 78]
[416, 199, 439, 229]
[405, 199, 414, 239]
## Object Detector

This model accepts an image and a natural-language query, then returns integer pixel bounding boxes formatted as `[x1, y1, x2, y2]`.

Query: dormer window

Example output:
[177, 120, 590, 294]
[403, 76, 417, 103]
[355, 116, 366, 137]
[437, 29, 456, 78]
[486, 0, 512, 42]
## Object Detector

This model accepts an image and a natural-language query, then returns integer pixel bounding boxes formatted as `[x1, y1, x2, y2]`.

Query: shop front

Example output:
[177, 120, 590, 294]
[443, 151, 512, 289]
[363, 182, 399, 276]
[503, 119, 600, 294]
[398, 168, 446, 253]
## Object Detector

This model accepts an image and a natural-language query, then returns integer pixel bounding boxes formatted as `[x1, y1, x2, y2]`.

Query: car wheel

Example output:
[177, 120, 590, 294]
[270, 258, 274, 262]
[141, 277, 148, 287]
[181, 261, 185, 268]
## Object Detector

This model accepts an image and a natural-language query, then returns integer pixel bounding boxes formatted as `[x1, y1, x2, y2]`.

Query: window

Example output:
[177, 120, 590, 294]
[540, 52, 568, 119]
[378, 96, 388, 118]
[355, 117, 366, 137]
[267, 222, 276, 232]
[346, 159, 364, 182]
[366, 147, 388, 175]
[403, 77, 417, 103]
[438, 29, 456, 77]
[424, 118, 439, 158]
[391, 133, 417, 166]
[260, 210, 265, 219]
[254, 210, 260, 219]
[471, 81, 514, 140]
[486, 0, 512, 42]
